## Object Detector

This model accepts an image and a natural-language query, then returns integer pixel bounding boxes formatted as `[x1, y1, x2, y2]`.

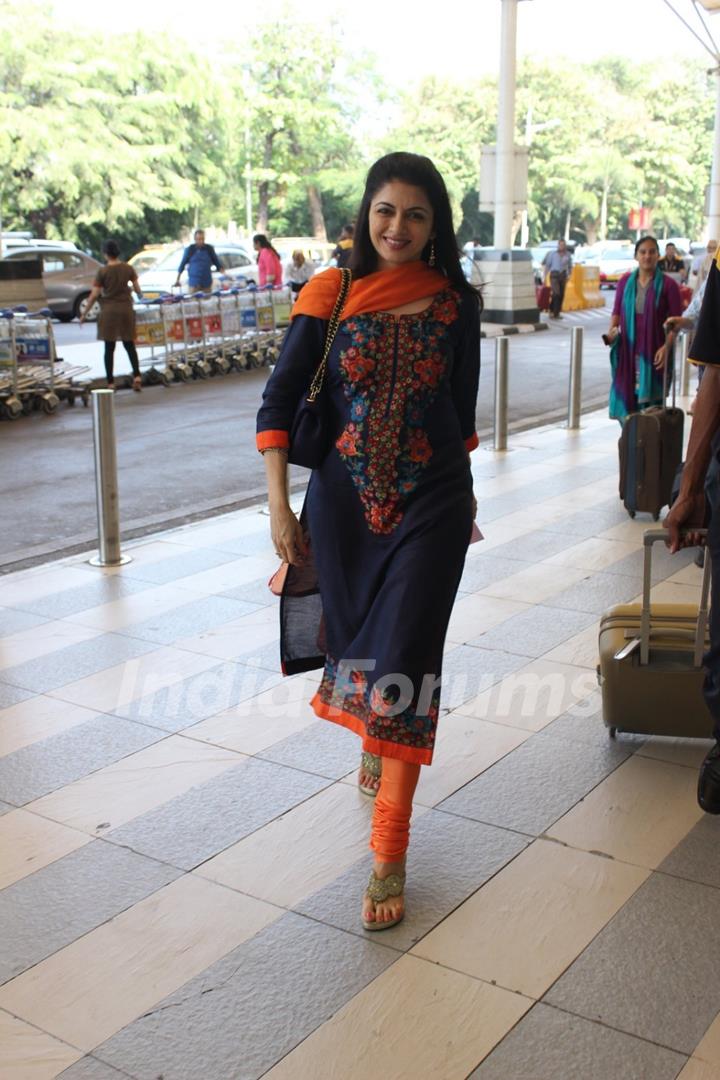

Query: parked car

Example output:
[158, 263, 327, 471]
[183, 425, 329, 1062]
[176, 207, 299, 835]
[273, 237, 336, 269]
[1, 233, 79, 254]
[137, 243, 258, 298]
[127, 244, 176, 275]
[583, 246, 637, 287]
[0, 246, 102, 320]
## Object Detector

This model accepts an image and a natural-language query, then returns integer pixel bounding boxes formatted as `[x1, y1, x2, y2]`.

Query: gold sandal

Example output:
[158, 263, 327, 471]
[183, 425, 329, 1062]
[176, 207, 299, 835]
[359, 751, 382, 797]
[362, 869, 406, 931]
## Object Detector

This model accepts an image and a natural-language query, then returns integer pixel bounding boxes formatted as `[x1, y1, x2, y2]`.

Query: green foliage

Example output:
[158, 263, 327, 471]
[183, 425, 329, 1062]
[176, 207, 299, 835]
[0, 3, 716, 254]
[386, 56, 715, 244]
[0, 3, 225, 246]
[229, 17, 372, 237]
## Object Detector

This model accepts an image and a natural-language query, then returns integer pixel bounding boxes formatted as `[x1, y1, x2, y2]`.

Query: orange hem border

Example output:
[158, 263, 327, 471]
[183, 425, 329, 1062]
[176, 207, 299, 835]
[465, 432, 480, 452]
[311, 693, 433, 766]
[257, 429, 290, 452]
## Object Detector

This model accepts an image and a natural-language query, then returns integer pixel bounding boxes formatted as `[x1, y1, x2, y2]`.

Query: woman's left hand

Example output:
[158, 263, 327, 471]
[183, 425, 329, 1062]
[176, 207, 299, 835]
[653, 345, 666, 370]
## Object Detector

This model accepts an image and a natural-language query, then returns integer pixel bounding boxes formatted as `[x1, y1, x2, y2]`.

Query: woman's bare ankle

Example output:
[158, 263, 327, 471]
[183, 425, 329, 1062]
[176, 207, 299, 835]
[373, 857, 406, 879]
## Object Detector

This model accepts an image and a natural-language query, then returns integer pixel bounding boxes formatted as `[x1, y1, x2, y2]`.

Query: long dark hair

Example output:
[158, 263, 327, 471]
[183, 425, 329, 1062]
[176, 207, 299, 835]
[253, 233, 280, 259]
[349, 152, 478, 301]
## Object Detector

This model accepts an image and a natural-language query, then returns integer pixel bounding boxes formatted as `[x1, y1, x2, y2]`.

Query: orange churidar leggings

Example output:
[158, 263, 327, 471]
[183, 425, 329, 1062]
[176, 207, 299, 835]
[369, 757, 421, 862]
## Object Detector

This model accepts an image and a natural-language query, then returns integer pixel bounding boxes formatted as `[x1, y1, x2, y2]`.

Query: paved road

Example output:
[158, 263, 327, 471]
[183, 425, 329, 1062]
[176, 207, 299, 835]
[1, 302, 621, 571]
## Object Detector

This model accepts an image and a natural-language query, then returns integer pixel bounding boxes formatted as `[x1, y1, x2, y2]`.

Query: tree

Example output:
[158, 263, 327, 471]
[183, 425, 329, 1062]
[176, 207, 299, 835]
[380, 77, 496, 239]
[1, 0, 716, 257]
[0, 2, 230, 247]
[233, 17, 372, 238]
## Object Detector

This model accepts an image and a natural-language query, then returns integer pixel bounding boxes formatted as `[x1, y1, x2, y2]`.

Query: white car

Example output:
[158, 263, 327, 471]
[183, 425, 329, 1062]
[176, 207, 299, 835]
[137, 243, 258, 299]
[580, 246, 637, 287]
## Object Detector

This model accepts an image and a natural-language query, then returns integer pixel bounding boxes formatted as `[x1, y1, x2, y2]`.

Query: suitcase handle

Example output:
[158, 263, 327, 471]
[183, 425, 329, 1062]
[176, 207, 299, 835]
[641, 529, 710, 666]
[615, 638, 641, 661]
[662, 327, 676, 411]
[615, 625, 710, 662]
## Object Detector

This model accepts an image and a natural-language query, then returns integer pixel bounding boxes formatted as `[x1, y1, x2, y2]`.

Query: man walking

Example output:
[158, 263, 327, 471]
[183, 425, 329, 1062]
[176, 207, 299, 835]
[542, 238, 572, 319]
[174, 230, 223, 293]
[665, 243, 720, 811]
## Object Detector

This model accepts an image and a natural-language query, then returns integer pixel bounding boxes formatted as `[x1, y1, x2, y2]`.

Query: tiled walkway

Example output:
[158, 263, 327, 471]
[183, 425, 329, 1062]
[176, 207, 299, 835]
[1, 409, 720, 1079]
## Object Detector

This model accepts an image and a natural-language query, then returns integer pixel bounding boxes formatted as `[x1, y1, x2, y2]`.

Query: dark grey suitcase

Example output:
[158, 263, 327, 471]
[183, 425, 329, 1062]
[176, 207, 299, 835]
[618, 357, 684, 520]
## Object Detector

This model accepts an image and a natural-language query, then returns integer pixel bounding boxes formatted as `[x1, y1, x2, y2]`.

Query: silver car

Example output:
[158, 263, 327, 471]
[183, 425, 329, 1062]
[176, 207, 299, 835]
[137, 243, 259, 299]
[1, 246, 103, 321]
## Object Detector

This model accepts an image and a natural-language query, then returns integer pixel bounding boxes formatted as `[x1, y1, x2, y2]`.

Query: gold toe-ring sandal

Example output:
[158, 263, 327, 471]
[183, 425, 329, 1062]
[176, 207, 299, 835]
[359, 751, 382, 797]
[362, 869, 406, 931]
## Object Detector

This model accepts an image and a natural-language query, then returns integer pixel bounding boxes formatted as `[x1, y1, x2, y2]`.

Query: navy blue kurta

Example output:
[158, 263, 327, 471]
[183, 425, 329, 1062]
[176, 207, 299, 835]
[257, 286, 480, 765]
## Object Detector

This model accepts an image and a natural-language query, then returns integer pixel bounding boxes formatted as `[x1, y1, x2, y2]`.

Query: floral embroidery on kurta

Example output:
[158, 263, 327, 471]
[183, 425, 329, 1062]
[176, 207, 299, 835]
[315, 656, 441, 757]
[335, 290, 459, 534]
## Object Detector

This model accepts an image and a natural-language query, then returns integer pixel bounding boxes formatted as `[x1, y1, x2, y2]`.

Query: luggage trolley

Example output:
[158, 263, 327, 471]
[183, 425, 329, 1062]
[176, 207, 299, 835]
[217, 289, 246, 372]
[159, 296, 193, 382]
[255, 287, 280, 367]
[236, 286, 277, 368]
[12, 310, 60, 414]
[235, 288, 264, 370]
[270, 284, 292, 355]
[199, 293, 231, 376]
[179, 294, 213, 378]
[0, 308, 88, 417]
[134, 300, 173, 387]
[0, 312, 22, 419]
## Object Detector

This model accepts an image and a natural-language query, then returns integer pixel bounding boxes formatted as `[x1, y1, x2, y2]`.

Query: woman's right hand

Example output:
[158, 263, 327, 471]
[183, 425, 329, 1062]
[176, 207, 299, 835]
[270, 503, 307, 565]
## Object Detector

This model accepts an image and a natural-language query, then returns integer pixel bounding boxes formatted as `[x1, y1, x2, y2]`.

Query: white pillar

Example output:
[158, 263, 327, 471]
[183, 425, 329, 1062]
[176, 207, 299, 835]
[494, 0, 519, 248]
[244, 126, 253, 236]
[708, 68, 720, 242]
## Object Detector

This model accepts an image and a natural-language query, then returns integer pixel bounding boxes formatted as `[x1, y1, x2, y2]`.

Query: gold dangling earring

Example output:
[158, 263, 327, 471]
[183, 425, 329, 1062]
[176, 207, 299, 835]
[428, 239, 436, 267]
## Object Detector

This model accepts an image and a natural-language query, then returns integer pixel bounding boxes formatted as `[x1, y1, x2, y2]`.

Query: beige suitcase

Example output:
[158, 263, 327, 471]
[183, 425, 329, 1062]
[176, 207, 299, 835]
[597, 529, 713, 739]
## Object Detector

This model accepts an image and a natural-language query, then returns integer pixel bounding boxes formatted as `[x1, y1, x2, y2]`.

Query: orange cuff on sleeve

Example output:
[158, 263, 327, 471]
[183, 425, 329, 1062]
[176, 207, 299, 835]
[257, 429, 290, 453]
[464, 432, 479, 453]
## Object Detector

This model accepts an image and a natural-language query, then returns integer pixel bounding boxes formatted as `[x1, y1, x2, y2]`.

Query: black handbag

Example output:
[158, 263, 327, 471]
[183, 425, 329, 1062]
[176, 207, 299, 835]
[288, 267, 352, 469]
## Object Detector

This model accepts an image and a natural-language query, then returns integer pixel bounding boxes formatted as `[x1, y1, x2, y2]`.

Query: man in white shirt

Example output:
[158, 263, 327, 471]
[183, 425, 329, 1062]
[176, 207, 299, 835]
[285, 250, 315, 296]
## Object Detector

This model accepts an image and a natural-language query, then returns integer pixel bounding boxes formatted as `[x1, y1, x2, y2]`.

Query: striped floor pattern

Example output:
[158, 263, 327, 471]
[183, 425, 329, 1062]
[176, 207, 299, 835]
[1, 407, 718, 1079]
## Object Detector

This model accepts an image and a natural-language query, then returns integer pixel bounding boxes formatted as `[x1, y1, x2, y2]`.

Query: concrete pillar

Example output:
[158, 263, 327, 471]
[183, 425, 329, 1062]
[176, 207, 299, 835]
[494, 0, 519, 248]
[483, 0, 539, 326]
[708, 69, 720, 242]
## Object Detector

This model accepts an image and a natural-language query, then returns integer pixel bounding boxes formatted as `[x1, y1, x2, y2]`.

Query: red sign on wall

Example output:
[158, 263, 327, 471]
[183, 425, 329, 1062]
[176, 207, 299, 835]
[628, 208, 652, 230]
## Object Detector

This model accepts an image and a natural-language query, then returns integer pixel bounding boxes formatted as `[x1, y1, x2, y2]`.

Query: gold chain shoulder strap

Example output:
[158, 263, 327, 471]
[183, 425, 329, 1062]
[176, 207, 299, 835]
[307, 267, 352, 402]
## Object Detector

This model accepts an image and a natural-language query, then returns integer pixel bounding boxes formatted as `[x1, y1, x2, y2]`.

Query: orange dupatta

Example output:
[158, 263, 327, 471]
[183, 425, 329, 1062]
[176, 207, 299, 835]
[291, 262, 449, 321]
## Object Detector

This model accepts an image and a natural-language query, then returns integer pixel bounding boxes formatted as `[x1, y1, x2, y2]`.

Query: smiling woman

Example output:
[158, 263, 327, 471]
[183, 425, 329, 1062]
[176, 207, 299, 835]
[368, 185, 434, 271]
[256, 151, 482, 935]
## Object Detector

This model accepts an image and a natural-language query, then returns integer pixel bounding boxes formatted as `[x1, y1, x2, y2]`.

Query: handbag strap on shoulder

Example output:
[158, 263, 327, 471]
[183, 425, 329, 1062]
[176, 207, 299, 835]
[307, 267, 352, 402]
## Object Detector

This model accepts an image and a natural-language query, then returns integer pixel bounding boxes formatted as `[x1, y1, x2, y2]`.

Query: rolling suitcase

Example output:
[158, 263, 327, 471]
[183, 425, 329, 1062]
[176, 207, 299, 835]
[536, 284, 551, 312]
[597, 529, 712, 739]
[618, 360, 684, 520]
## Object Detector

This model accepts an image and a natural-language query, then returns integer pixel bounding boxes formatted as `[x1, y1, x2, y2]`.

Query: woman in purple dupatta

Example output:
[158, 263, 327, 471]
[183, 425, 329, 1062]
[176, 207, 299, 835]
[607, 236, 682, 421]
